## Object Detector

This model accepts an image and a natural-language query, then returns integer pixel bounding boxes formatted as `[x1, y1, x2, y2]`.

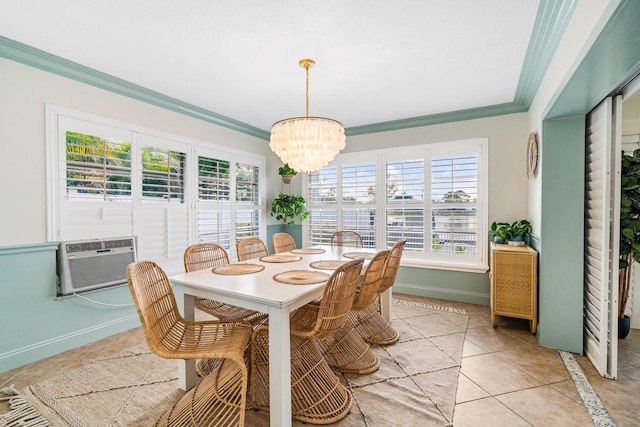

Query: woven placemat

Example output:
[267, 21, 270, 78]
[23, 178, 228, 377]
[259, 255, 302, 263]
[343, 251, 375, 260]
[309, 260, 348, 270]
[212, 263, 265, 275]
[290, 248, 326, 254]
[273, 270, 330, 285]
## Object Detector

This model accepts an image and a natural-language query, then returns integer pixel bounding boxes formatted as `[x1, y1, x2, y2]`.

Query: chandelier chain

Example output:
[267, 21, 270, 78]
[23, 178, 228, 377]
[304, 62, 310, 117]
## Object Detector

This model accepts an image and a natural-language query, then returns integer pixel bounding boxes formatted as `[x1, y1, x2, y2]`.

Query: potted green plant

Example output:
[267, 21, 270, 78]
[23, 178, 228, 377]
[271, 193, 309, 225]
[510, 219, 532, 242]
[490, 220, 532, 245]
[278, 163, 297, 184]
[618, 149, 640, 338]
[490, 221, 511, 244]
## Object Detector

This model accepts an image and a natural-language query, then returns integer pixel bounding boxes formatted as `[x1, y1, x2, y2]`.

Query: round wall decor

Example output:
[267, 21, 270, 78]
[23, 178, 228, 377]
[526, 132, 539, 179]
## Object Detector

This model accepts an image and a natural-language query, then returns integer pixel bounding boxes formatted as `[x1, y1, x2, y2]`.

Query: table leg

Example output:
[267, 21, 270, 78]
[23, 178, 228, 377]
[380, 288, 392, 322]
[268, 306, 292, 427]
[175, 288, 197, 391]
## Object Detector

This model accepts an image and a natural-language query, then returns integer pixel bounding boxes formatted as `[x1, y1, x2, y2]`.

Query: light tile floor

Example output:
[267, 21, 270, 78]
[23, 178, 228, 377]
[398, 294, 640, 427]
[2, 293, 639, 426]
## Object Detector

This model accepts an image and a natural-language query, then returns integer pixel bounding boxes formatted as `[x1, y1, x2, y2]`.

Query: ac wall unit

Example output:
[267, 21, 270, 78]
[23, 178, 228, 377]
[57, 237, 137, 296]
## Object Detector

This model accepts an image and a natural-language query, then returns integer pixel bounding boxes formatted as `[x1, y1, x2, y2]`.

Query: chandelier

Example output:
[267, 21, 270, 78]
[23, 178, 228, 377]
[269, 58, 346, 173]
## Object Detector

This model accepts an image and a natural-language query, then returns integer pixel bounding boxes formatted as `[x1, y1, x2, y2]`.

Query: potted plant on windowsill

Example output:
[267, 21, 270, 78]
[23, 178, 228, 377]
[278, 163, 297, 184]
[271, 193, 309, 225]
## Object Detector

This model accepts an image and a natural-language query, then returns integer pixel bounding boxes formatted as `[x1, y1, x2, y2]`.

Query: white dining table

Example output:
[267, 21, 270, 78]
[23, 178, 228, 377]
[169, 244, 392, 427]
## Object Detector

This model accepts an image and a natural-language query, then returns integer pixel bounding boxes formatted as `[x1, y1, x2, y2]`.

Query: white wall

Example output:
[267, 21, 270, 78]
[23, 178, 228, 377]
[0, 53, 547, 244]
[0, 58, 272, 246]
[345, 113, 531, 226]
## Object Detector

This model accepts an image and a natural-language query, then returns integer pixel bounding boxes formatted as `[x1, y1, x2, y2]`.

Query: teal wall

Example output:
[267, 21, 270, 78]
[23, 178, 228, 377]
[394, 268, 489, 305]
[0, 243, 140, 372]
[538, 0, 640, 352]
[538, 117, 585, 353]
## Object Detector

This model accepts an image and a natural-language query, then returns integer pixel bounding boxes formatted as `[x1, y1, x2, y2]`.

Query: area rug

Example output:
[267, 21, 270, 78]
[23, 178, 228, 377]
[0, 299, 468, 427]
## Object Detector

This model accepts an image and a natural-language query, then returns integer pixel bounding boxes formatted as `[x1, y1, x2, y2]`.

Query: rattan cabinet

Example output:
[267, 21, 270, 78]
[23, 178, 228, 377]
[489, 242, 538, 333]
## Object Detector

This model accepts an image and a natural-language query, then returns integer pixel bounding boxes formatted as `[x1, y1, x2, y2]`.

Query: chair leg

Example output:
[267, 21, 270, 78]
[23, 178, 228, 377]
[316, 322, 379, 374]
[251, 326, 353, 425]
[154, 358, 248, 427]
[349, 302, 400, 345]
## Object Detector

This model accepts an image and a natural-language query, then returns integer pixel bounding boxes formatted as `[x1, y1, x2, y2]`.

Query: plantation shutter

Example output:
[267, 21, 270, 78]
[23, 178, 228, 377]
[234, 161, 262, 261]
[57, 116, 134, 241]
[307, 166, 338, 245]
[136, 134, 189, 273]
[196, 153, 232, 253]
[342, 162, 376, 248]
[584, 96, 620, 379]
[385, 155, 426, 258]
[431, 148, 481, 264]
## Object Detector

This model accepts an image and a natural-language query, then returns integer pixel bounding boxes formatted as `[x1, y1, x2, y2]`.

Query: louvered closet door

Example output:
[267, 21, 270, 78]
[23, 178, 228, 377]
[584, 96, 621, 379]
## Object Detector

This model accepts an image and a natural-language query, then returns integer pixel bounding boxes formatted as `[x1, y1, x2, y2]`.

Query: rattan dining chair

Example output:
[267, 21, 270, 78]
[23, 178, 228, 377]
[184, 243, 268, 377]
[316, 249, 389, 374]
[184, 243, 268, 328]
[330, 230, 363, 248]
[236, 237, 269, 261]
[250, 257, 365, 425]
[127, 260, 252, 427]
[350, 239, 406, 345]
[272, 232, 296, 254]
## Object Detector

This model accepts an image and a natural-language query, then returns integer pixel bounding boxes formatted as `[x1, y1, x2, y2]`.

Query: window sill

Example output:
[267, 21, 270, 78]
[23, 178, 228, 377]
[400, 259, 489, 274]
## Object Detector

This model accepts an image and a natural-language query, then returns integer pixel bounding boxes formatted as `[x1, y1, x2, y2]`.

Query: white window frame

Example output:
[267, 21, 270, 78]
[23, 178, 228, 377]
[302, 138, 488, 273]
[46, 104, 265, 273]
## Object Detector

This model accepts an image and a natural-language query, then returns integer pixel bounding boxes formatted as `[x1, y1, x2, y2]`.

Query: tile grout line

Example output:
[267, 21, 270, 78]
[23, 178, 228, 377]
[558, 350, 616, 427]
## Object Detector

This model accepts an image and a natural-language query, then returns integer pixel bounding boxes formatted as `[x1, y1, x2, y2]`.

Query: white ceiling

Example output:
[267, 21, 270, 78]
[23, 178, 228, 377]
[0, 0, 542, 132]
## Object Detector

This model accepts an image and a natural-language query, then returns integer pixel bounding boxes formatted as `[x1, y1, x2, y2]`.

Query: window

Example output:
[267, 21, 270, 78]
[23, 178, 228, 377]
[65, 131, 132, 200]
[197, 155, 231, 249]
[48, 106, 265, 273]
[141, 147, 186, 201]
[304, 138, 487, 272]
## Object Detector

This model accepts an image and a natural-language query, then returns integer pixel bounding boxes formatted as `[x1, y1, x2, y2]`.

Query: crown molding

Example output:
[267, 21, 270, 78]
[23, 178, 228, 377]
[0, 36, 270, 140]
[345, 102, 528, 136]
[514, 0, 578, 105]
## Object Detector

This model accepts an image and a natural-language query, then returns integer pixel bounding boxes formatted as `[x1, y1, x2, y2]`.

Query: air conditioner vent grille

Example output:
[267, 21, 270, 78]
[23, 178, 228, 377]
[57, 237, 137, 296]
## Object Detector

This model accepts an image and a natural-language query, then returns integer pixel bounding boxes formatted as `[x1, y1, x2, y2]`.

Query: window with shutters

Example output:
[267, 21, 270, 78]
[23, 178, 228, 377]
[234, 162, 262, 258]
[65, 131, 132, 201]
[307, 166, 338, 245]
[141, 147, 186, 202]
[47, 105, 265, 273]
[304, 138, 487, 272]
[197, 155, 232, 250]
